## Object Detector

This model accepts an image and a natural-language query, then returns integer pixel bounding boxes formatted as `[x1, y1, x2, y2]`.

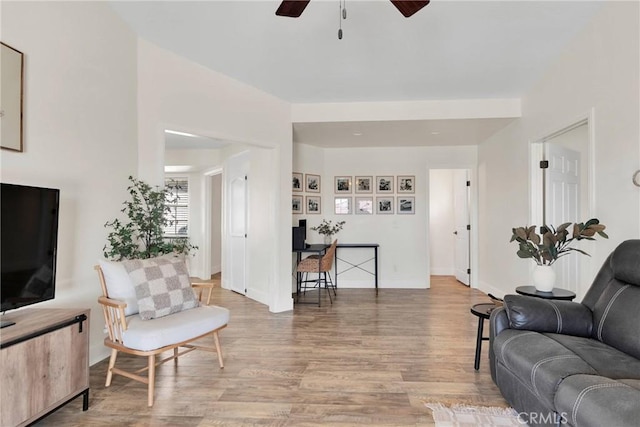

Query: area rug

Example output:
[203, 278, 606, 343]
[425, 402, 522, 427]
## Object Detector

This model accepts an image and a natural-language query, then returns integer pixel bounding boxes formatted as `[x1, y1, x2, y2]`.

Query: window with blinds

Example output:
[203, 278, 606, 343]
[164, 177, 189, 237]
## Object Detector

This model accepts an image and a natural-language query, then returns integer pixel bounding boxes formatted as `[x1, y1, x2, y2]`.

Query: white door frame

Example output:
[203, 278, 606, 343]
[529, 111, 595, 226]
[202, 166, 223, 279]
[425, 164, 479, 289]
[529, 110, 596, 296]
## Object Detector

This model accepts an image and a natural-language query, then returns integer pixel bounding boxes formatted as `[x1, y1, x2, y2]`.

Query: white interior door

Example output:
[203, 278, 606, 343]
[226, 153, 249, 295]
[545, 143, 580, 292]
[453, 169, 470, 286]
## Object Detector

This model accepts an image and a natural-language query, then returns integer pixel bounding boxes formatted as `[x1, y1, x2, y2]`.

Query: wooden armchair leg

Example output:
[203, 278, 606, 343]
[105, 349, 118, 387]
[148, 355, 156, 407]
[206, 287, 213, 306]
[174, 347, 179, 366]
[213, 331, 224, 368]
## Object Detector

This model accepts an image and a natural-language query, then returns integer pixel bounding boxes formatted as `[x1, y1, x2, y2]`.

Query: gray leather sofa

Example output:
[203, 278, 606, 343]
[489, 239, 640, 427]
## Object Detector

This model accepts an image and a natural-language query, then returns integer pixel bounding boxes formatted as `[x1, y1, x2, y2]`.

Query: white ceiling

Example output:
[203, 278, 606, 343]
[111, 1, 604, 148]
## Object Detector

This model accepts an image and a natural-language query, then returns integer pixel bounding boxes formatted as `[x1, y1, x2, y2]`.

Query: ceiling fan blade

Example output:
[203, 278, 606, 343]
[390, 0, 430, 18]
[276, 0, 311, 18]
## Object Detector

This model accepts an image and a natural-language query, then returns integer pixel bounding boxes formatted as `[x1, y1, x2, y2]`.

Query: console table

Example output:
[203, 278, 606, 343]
[0, 308, 90, 426]
[335, 243, 379, 295]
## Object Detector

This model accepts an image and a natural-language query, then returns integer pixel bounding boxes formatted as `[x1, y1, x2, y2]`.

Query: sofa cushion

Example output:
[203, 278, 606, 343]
[493, 329, 597, 409]
[543, 333, 640, 380]
[98, 259, 139, 316]
[611, 239, 640, 285]
[123, 305, 230, 351]
[122, 255, 199, 320]
[555, 375, 640, 427]
[590, 279, 640, 359]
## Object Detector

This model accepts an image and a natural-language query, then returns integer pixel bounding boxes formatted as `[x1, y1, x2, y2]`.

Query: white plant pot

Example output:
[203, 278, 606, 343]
[532, 265, 556, 292]
[324, 234, 333, 245]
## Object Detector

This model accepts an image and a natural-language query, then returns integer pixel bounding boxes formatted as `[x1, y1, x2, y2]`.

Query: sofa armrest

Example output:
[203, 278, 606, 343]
[488, 306, 509, 382]
[489, 305, 510, 337]
[503, 294, 593, 337]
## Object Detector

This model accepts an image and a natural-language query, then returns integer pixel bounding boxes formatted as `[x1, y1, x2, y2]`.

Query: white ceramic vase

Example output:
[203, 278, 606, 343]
[532, 265, 556, 292]
[324, 234, 333, 245]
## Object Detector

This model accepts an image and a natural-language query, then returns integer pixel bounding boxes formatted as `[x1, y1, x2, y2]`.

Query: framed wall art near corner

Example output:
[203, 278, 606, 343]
[334, 197, 352, 215]
[292, 195, 303, 214]
[305, 174, 321, 193]
[306, 196, 321, 214]
[376, 197, 394, 214]
[1, 42, 24, 152]
[335, 176, 352, 193]
[397, 175, 415, 193]
[397, 196, 415, 214]
[355, 197, 373, 215]
[376, 176, 393, 193]
[355, 176, 373, 193]
[292, 172, 303, 192]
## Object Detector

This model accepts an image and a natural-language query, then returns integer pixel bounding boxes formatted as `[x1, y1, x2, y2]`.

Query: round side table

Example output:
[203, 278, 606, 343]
[515, 286, 576, 301]
[470, 302, 497, 370]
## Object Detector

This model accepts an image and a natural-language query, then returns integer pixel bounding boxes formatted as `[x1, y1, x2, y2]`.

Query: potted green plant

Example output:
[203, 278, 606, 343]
[103, 176, 197, 260]
[510, 218, 608, 291]
[311, 219, 346, 245]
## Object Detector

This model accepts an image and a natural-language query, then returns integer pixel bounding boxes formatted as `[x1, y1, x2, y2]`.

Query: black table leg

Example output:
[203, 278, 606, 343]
[318, 256, 322, 307]
[374, 246, 378, 296]
[82, 389, 89, 411]
[474, 316, 484, 370]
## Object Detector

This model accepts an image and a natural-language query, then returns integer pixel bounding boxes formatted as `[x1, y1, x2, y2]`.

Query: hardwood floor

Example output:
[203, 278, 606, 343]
[35, 276, 508, 426]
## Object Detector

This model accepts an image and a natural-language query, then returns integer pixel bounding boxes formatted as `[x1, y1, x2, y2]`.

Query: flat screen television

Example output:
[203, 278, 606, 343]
[1, 183, 60, 327]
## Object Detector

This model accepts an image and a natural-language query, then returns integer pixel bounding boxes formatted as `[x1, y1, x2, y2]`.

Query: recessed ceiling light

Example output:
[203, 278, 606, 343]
[165, 129, 199, 138]
[353, 132, 362, 136]
[430, 131, 440, 135]
[164, 165, 194, 173]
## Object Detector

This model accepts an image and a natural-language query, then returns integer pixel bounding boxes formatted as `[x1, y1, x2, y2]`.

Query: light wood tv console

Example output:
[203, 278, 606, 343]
[0, 308, 90, 427]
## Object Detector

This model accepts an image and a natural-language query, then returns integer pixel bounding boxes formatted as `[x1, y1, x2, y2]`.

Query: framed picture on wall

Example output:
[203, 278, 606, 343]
[355, 176, 373, 193]
[292, 172, 303, 192]
[306, 196, 321, 214]
[335, 176, 352, 193]
[1, 42, 24, 152]
[376, 176, 394, 193]
[397, 175, 415, 193]
[334, 197, 352, 214]
[397, 196, 415, 214]
[355, 197, 373, 215]
[292, 195, 303, 214]
[376, 197, 394, 214]
[306, 174, 321, 193]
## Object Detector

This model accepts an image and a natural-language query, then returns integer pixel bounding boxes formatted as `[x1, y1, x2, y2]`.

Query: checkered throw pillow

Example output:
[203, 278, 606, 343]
[122, 255, 199, 320]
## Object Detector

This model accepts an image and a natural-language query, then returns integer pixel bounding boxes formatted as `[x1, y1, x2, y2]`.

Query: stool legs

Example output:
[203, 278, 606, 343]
[474, 316, 485, 370]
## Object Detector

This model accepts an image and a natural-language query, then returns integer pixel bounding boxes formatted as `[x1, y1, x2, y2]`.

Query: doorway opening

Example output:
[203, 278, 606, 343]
[530, 115, 594, 296]
[429, 169, 471, 286]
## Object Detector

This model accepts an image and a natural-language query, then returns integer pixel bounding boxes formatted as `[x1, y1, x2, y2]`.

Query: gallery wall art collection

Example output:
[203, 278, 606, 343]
[293, 173, 415, 215]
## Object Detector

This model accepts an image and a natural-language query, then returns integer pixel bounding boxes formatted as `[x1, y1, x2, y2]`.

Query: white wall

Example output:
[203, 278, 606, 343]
[478, 1, 640, 300]
[293, 143, 477, 288]
[429, 170, 455, 275]
[211, 173, 222, 274]
[1, 2, 138, 365]
[165, 148, 222, 168]
[136, 40, 294, 312]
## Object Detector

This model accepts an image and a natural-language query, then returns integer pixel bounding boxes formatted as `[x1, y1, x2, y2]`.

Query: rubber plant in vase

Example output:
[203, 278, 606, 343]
[311, 219, 346, 245]
[510, 218, 608, 292]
